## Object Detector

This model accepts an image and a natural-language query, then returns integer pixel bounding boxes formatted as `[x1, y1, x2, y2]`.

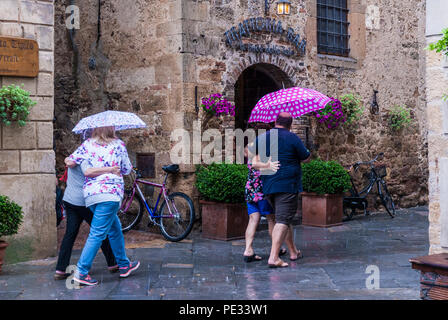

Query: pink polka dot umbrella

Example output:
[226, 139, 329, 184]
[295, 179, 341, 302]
[248, 87, 332, 123]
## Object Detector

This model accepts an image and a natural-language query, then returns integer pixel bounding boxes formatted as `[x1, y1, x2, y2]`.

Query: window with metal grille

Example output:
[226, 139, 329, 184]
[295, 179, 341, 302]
[317, 0, 350, 56]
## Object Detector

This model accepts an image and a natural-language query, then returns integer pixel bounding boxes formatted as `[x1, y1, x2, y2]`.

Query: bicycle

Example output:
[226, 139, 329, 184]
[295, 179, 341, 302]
[118, 164, 195, 242]
[343, 153, 396, 221]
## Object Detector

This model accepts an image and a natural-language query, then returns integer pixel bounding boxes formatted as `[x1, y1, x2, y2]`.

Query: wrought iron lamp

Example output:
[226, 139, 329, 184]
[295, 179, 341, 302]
[370, 89, 379, 115]
[277, 0, 291, 15]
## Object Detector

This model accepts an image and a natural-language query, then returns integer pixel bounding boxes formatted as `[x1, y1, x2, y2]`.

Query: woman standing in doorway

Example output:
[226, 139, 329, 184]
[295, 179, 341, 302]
[69, 126, 140, 286]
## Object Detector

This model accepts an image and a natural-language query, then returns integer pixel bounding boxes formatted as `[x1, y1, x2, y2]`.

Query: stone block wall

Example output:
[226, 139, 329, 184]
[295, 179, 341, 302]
[53, 0, 192, 217]
[182, 0, 428, 210]
[54, 0, 429, 220]
[426, 0, 448, 254]
[0, 0, 56, 262]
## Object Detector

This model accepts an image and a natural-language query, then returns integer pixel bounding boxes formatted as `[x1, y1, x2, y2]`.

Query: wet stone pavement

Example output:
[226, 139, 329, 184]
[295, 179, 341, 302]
[0, 207, 429, 300]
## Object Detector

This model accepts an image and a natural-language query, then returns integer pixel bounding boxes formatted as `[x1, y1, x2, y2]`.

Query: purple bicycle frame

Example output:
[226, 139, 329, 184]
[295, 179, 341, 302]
[120, 177, 174, 219]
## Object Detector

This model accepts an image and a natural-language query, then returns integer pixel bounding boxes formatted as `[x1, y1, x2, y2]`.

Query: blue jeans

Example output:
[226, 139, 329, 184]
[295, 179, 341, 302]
[76, 201, 130, 275]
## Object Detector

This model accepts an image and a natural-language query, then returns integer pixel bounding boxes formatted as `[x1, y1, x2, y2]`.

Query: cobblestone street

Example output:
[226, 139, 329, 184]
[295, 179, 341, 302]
[0, 207, 429, 300]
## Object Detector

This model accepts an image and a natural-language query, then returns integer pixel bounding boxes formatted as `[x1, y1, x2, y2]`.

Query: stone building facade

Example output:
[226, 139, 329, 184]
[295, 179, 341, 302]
[0, 0, 56, 262]
[54, 0, 428, 219]
[425, 0, 448, 254]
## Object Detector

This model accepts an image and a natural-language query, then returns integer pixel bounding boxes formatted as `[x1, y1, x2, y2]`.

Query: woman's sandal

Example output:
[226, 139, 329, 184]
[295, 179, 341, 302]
[289, 250, 303, 261]
[244, 254, 263, 263]
[268, 260, 289, 268]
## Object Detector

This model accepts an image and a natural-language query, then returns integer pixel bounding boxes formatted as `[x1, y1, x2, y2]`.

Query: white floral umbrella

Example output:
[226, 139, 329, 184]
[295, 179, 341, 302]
[72, 110, 147, 134]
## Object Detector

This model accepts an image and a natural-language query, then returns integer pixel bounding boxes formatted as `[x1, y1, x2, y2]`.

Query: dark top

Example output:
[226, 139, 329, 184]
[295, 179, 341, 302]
[249, 127, 310, 195]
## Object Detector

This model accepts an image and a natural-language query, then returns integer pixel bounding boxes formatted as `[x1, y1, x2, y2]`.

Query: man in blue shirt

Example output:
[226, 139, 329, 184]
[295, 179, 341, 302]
[250, 112, 310, 268]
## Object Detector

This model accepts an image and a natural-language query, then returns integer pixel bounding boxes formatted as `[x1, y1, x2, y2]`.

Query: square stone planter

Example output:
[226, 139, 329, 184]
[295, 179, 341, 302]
[0, 241, 8, 273]
[301, 192, 343, 228]
[200, 201, 248, 241]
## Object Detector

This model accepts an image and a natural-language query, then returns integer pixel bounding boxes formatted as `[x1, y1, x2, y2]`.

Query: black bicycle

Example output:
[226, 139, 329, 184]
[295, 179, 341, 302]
[343, 153, 396, 221]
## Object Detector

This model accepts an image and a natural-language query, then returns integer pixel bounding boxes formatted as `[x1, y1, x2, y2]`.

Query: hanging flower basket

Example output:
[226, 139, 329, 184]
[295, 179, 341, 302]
[0, 85, 36, 127]
[200, 93, 235, 131]
[314, 98, 346, 129]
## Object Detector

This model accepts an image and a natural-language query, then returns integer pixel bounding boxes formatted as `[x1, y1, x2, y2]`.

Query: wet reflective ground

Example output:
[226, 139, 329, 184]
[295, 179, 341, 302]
[0, 207, 428, 300]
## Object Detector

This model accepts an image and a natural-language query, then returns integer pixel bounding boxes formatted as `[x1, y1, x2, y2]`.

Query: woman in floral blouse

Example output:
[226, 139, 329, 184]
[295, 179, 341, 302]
[243, 138, 283, 263]
[68, 126, 140, 286]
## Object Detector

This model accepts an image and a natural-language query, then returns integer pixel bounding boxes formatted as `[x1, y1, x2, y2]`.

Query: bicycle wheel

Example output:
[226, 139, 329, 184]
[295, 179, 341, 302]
[378, 181, 396, 218]
[159, 192, 195, 242]
[118, 190, 144, 232]
[343, 205, 354, 221]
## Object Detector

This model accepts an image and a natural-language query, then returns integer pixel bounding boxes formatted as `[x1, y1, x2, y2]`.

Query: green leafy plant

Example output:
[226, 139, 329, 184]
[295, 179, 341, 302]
[339, 93, 364, 125]
[0, 195, 24, 239]
[0, 84, 36, 127]
[427, 28, 448, 56]
[388, 105, 413, 131]
[195, 163, 248, 203]
[427, 28, 448, 101]
[302, 159, 351, 195]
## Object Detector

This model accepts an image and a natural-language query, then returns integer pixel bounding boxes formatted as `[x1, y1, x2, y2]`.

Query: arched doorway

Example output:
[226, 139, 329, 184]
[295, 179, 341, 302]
[234, 63, 293, 130]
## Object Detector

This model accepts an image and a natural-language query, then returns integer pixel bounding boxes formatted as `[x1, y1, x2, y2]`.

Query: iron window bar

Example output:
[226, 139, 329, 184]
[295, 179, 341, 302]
[317, 0, 350, 57]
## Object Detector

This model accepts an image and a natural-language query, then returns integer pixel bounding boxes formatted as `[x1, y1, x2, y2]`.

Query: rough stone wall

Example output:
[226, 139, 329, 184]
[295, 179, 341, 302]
[0, 0, 56, 262]
[54, 0, 188, 195]
[426, 0, 448, 254]
[309, 1, 428, 209]
[182, 0, 428, 210]
[54, 0, 428, 216]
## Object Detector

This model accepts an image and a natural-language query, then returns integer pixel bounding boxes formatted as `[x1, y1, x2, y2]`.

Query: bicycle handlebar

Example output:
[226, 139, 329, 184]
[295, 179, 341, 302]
[352, 153, 384, 171]
[132, 168, 142, 178]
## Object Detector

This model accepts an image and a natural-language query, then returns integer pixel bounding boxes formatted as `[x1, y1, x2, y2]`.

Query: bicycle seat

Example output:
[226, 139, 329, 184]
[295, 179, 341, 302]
[162, 164, 180, 174]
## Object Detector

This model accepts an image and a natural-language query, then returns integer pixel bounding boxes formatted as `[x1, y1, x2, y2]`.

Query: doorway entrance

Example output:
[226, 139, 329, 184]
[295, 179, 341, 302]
[234, 63, 292, 130]
[233, 63, 311, 149]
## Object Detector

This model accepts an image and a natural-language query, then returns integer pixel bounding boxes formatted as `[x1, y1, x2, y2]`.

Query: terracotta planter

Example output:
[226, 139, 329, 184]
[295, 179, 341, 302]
[301, 192, 343, 228]
[0, 241, 8, 273]
[200, 201, 249, 241]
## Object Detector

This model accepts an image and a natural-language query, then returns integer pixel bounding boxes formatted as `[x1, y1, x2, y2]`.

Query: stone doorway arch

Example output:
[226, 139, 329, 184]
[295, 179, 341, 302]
[223, 59, 310, 145]
[234, 63, 294, 130]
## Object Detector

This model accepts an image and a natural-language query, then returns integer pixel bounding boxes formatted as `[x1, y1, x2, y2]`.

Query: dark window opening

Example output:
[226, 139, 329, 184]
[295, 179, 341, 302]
[317, 0, 350, 57]
[136, 153, 155, 178]
[234, 65, 281, 131]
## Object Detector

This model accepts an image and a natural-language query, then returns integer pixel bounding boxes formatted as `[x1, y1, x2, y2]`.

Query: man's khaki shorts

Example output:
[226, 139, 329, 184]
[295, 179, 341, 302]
[267, 193, 298, 225]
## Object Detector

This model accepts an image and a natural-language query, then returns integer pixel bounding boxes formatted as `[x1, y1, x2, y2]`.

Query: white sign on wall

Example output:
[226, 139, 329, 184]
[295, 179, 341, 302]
[365, 5, 380, 30]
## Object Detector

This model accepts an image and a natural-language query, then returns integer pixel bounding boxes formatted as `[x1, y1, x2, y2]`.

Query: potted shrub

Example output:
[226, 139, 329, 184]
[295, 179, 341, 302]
[195, 163, 248, 240]
[0, 84, 36, 127]
[0, 195, 24, 272]
[301, 159, 351, 227]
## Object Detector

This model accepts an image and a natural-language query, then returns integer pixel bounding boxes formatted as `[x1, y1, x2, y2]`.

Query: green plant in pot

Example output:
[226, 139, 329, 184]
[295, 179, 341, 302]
[0, 84, 36, 127]
[388, 105, 413, 132]
[0, 195, 24, 272]
[195, 163, 249, 240]
[340, 93, 364, 127]
[301, 159, 351, 227]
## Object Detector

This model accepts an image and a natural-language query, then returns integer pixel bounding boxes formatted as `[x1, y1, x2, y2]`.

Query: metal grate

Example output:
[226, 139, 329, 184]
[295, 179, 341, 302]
[317, 0, 350, 57]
